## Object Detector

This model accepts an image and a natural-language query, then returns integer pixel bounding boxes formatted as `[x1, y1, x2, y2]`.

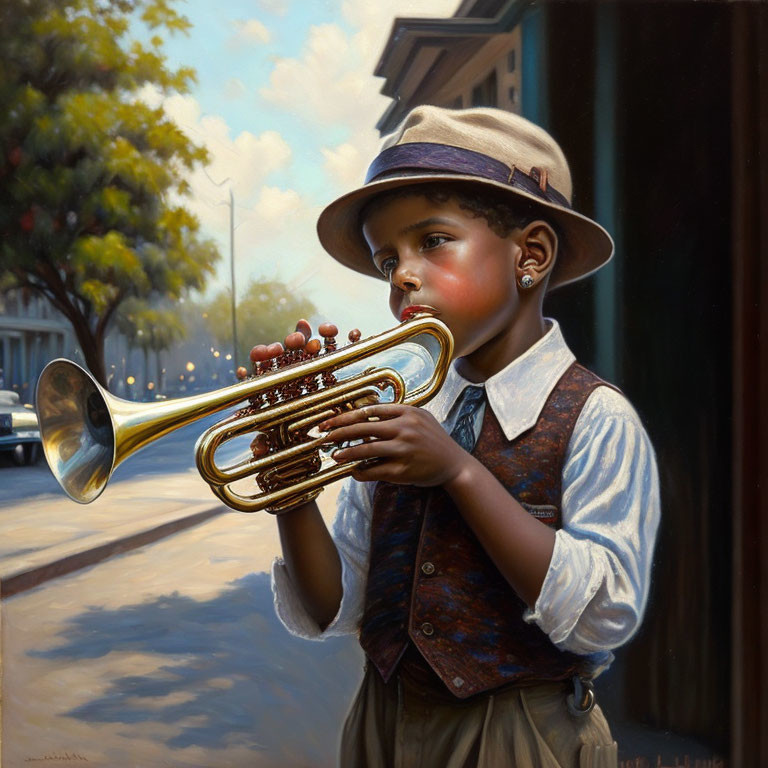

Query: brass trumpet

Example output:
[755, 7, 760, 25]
[35, 314, 453, 513]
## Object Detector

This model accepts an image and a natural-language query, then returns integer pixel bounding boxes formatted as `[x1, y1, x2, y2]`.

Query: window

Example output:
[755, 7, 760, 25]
[507, 49, 516, 72]
[471, 70, 497, 108]
[508, 86, 516, 104]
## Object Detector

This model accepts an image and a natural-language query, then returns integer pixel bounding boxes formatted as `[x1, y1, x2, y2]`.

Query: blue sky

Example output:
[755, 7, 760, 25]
[133, 0, 457, 337]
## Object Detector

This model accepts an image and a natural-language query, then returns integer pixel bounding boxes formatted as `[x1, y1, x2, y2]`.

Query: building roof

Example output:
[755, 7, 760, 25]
[374, 0, 529, 133]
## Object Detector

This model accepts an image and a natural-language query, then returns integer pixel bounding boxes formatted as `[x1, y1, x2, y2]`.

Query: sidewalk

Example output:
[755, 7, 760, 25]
[0, 470, 228, 599]
[0, 467, 343, 600]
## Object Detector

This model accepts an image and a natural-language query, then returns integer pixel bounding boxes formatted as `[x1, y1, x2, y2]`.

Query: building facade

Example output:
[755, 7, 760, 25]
[0, 290, 75, 402]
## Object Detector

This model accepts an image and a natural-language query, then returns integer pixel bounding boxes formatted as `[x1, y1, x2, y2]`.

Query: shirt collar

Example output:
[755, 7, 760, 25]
[424, 319, 576, 441]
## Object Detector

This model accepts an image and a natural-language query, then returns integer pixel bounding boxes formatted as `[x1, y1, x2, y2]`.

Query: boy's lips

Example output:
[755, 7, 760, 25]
[400, 305, 440, 322]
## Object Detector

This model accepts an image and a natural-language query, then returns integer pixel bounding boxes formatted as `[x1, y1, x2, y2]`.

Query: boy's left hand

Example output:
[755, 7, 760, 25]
[320, 404, 470, 487]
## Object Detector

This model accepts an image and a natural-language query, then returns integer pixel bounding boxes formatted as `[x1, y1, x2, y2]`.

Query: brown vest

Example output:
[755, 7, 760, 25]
[359, 362, 614, 699]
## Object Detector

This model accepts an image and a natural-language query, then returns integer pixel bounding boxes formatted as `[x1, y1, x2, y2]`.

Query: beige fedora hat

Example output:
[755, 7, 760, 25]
[317, 105, 613, 290]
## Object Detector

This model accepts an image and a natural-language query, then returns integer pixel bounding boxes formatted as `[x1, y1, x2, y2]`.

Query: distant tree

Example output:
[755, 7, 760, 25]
[116, 298, 185, 396]
[204, 280, 317, 369]
[0, 0, 219, 388]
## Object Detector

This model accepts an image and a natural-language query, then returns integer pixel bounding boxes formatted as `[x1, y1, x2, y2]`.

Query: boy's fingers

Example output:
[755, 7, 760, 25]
[326, 420, 398, 444]
[319, 403, 408, 430]
[351, 464, 391, 482]
[332, 440, 401, 462]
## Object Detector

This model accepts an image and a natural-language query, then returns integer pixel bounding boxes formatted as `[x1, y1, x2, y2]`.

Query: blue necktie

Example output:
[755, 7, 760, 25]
[449, 386, 485, 452]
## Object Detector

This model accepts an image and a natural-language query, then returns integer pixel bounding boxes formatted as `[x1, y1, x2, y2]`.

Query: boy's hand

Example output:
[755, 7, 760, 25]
[320, 404, 471, 487]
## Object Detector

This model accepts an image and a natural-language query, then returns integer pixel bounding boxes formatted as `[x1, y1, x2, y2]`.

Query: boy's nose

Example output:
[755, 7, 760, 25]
[391, 261, 422, 292]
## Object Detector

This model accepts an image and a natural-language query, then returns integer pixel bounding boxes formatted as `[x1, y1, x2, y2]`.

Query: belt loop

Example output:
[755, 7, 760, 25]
[567, 676, 596, 717]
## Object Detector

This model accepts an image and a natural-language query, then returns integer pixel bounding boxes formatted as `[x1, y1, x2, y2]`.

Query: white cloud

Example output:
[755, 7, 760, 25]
[137, 85, 294, 243]
[321, 141, 376, 189]
[260, 2, 457, 195]
[230, 18, 271, 46]
[260, 24, 362, 128]
[340, 0, 456, 71]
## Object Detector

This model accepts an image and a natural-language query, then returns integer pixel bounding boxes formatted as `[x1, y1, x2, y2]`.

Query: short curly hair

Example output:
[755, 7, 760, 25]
[358, 180, 550, 240]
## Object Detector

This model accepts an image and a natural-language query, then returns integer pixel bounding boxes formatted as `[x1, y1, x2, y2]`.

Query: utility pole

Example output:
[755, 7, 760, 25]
[229, 188, 239, 369]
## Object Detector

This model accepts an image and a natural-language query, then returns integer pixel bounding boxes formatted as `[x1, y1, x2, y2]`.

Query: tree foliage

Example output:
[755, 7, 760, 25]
[204, 280, 317, 369]
[0, 0, 219, 387]
[116, 297, 186, 354]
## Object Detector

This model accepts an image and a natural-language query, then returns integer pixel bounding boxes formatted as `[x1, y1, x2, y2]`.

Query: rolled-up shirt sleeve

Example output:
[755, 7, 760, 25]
[524, 386, 660, 655]
[271, 477, 374, 640]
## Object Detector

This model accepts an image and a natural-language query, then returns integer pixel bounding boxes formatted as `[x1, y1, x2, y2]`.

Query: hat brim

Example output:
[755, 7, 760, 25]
[316, 173, 614, 290]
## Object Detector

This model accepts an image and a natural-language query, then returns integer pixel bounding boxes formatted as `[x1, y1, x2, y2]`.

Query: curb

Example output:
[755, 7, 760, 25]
[0, 502, 228, 599]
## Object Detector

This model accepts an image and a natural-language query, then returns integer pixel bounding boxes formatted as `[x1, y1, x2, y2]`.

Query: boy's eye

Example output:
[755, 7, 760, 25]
[422, 234, 449, 250]
[378, 256, 397, 277]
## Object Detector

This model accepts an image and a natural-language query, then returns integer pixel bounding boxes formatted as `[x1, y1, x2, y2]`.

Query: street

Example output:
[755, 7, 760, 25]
[0, 411, 230, 504]
[1, 415, 364, 768]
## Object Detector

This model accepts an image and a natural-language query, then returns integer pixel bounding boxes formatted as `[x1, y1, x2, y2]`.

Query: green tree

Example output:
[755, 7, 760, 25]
[0, 0, 219, 387]
[204, 280, 317, 369]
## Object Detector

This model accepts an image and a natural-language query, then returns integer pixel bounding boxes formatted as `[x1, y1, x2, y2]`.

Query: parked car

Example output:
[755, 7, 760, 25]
[0, 390, 41, 465]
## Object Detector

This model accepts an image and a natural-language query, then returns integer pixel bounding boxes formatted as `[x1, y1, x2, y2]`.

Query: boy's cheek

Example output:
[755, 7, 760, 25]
[388, 291, 401, 319]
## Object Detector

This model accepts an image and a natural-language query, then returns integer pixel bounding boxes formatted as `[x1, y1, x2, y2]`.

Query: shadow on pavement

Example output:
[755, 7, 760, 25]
[29, 572, 362, 764]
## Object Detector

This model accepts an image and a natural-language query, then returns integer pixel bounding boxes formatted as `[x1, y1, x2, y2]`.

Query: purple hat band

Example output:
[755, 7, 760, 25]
[365, 142, 571, 210]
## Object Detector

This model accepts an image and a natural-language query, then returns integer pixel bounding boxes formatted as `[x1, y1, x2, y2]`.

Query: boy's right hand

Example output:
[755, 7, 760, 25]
[319, 403, 474, 489]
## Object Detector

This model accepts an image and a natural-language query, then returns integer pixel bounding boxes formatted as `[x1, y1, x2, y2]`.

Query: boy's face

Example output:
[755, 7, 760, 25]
[362, 193, 523, 361]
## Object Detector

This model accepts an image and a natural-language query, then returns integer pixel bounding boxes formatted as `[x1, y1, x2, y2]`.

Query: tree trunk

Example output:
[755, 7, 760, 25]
[71, 316, 108, 390]
[15, 268, 110, 390]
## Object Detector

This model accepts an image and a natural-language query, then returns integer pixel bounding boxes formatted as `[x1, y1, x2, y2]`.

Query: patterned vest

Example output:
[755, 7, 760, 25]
[359, 362, 613, 699]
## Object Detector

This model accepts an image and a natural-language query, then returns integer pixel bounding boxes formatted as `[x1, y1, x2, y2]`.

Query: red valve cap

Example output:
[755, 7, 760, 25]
[250, 344, 270, 362]
[295, 319, 312, 340]
[236, 366, 249, 379]
[285, 331, 306, 350]
[348, 328, 361, 343]
[318, 322, 338, 338]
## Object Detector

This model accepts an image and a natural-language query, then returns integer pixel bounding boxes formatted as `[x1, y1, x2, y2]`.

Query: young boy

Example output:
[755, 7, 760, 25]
[270, 106, 660, 767]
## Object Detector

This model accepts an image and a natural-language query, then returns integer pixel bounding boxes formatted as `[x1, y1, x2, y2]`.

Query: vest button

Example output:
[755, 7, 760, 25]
[421, 561, 436, 576]
[420, 622, 435, 636]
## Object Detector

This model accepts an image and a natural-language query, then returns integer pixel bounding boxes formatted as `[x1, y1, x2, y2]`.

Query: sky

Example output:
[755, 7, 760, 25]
[141, 0, 459, 342]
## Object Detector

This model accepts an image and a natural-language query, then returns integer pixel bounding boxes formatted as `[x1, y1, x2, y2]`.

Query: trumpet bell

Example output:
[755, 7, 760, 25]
[36, 359, 115, 504]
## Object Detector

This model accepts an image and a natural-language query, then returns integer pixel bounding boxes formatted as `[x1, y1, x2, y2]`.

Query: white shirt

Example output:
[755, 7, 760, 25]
[271, 320, 660, 671]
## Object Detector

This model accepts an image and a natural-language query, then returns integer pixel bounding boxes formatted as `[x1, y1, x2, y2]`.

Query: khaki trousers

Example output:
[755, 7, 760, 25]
[339, 665, 618, 768]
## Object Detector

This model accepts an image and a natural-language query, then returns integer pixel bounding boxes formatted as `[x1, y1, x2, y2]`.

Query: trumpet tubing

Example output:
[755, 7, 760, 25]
[35, 314, 453, 512]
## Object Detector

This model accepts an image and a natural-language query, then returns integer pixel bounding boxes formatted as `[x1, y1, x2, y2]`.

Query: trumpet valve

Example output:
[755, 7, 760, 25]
[266, 342, 284, 370]
[283, 332, 307, 397]
[317, 324, 338, 388]
[301, 339, 322, 393]
[319, 323, 338, 353]
[348, 328, 361, 343]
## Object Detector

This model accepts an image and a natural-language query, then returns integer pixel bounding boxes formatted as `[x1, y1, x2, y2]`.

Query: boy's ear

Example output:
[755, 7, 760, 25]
[516, 221, 558, 280]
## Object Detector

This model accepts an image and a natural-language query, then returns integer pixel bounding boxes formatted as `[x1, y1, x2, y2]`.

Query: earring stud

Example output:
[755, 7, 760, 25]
[519, 274, 535, 289]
